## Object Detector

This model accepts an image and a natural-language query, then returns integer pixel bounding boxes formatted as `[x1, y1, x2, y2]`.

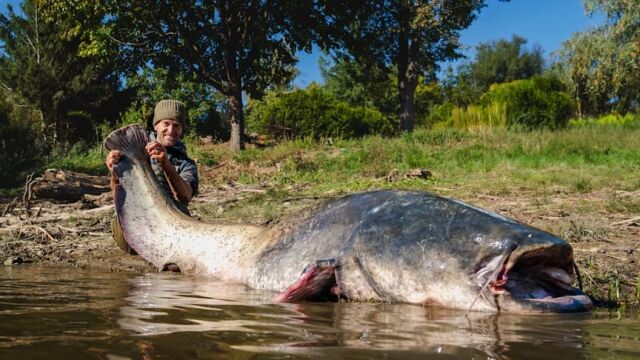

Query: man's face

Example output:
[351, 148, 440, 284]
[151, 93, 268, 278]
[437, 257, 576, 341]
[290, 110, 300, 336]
[154, 119, 183, 147]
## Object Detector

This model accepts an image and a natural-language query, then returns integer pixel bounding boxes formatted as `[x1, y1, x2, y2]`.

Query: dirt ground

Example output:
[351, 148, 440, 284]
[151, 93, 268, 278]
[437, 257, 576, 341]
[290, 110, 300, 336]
[1, 183, 638, 307]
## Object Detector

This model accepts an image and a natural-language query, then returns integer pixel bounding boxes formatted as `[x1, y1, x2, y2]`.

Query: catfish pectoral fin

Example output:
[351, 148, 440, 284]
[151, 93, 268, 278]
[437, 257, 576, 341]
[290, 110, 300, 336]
[273, 261, 339, 303]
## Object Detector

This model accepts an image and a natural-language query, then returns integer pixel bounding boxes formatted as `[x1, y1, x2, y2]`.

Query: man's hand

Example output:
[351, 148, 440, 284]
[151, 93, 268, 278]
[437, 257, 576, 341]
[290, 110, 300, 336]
[106, 150, 123, 190]
[146, 141, 169, 167]
[106, 150, 123, 173]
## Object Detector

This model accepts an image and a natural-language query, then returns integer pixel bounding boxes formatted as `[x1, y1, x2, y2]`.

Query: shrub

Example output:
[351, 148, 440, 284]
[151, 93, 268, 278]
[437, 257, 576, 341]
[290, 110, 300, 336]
[479, 76, 575, 129]
[246, 86, 396, 139]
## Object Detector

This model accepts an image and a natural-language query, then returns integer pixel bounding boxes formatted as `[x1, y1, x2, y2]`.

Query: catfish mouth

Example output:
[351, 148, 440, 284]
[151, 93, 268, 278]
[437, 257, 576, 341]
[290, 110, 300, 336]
[477, 246, 592, 313]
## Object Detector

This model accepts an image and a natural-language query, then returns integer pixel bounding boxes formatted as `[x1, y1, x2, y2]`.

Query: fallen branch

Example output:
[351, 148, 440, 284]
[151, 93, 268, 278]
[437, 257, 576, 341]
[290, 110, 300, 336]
[609, 216, 640, 227]
[0, 204, 114, 227]
[22, 173, 35, 216]
[16, 225, 56, 242]
[56, 225, 104, 233]
[1, 197, 18, 217]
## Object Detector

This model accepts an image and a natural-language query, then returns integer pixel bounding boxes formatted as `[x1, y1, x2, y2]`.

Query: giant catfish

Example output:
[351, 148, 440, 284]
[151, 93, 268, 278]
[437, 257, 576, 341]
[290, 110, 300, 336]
[105, 125, 592, 313]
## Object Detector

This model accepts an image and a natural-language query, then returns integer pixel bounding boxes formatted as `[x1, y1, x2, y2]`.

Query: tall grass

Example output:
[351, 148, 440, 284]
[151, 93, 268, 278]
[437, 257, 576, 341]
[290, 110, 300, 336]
[569, 112, 640, 128]
[448, 102, 508, 129]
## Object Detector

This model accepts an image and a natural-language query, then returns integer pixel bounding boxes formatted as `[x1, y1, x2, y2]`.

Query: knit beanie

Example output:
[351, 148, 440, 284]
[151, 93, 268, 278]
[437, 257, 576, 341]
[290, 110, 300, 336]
[153, 99, 188, 129]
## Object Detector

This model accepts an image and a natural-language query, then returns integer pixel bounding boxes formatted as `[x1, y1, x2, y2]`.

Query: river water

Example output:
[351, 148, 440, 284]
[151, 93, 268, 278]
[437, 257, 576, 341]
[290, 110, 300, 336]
[1, 266, 638, 359]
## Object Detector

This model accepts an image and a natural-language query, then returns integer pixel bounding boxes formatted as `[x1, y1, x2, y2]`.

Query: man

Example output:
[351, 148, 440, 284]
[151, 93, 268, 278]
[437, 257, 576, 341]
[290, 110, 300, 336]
[106, 99, 199, 254]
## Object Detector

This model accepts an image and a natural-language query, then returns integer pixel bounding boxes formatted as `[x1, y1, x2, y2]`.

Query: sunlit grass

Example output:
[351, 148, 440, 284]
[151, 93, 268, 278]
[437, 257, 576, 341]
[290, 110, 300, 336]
[185, 125, 640, 202]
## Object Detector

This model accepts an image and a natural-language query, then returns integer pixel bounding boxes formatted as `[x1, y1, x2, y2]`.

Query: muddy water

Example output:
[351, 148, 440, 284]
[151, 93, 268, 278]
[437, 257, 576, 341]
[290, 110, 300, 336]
[0, 266, 638, 359]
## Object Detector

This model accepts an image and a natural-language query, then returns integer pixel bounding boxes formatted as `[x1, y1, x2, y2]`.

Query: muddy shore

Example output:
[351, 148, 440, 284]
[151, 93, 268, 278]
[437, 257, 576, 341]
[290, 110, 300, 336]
[1, 185, 638, 307]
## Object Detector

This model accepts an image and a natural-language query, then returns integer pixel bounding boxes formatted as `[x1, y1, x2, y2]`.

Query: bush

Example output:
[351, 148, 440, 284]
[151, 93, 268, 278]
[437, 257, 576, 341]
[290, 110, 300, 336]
[246, 86, 396, 139]
[479, 76, 575, 129]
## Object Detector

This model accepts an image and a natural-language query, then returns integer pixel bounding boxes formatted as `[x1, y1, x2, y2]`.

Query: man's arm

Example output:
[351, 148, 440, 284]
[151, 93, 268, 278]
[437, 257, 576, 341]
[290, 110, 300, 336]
[160, 160, 194, 204]
[146, 141, 194, 204]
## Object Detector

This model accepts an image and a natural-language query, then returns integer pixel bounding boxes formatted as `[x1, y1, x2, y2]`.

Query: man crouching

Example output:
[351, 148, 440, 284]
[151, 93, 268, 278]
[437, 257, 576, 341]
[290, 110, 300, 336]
[105, 99, 199, 260]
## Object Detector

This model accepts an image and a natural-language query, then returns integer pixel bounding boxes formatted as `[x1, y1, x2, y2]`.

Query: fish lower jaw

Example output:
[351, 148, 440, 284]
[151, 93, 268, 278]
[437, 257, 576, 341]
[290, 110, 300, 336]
[508, 294, 593, 313]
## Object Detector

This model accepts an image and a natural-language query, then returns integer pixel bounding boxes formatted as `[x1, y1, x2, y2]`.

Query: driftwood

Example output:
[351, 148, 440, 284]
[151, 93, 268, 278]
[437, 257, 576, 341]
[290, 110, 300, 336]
[0, 204, 114, 228]
[30, 169, 111, 201]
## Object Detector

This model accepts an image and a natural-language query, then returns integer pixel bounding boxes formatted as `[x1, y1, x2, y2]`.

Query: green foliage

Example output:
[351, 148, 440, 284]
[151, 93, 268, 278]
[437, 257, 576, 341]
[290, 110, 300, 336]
[0, 0, 126, 149]
[104, 0, 317, 150]
[569, 113, 640, 128]
[47, 142, 107, 176]
[469, 35, 544, 94]
[122, 67, 227, 139]
[448, 102, 508, 129]
[479, 76, 575, 129]
[419, 102, 454, 128]
[555, 0, 640, 116]
[246, 86, 396, 140]
[321, 57, 397, 115]
[444, 35, 544, 106]
[0, 94, 45, 187]
[197, 125, 640, 198]
[322, 0, 487, 131]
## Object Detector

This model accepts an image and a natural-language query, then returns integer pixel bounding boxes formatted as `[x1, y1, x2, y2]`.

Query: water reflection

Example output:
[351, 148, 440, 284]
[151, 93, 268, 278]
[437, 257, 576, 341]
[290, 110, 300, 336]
[118, 273, 594, 359]
[1, 266, 638, 360]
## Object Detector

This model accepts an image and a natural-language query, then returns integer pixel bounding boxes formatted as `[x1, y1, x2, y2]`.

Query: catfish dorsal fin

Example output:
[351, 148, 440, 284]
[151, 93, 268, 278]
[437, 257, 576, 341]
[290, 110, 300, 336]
[104, 125, 149, 163]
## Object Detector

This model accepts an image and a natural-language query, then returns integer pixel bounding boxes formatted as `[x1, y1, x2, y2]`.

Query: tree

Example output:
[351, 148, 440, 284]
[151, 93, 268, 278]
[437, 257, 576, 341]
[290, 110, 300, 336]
[120, 67, 228, 140]
[320, 0, 486, 132]
[556, 0, 640, 116]
[320, 56, 396, 115]
[442, 35, 544, 106]
[468, 35, 543, 94]
[99, 0, 317, 151]
[0, 0, 124, 149]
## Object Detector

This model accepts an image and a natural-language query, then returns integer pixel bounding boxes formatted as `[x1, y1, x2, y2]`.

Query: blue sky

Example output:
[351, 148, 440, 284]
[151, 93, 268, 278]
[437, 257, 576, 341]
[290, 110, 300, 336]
[293, 0, 604, 87]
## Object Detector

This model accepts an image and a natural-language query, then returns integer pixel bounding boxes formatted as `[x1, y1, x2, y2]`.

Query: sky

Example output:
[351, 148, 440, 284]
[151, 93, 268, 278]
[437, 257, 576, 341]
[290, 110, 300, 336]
[293, 0, 605, 87]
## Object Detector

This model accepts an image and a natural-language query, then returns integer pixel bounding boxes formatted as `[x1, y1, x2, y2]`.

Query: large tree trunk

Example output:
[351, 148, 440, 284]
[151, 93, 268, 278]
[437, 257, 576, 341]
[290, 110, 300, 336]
[228, 88, 245, 151]
[396, 6, 418, 132]
[398, 62, 418, 132]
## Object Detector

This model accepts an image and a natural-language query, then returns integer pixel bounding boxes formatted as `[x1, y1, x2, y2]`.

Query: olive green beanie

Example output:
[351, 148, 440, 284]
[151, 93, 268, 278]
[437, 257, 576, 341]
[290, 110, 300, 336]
[153, 99, 188, 128]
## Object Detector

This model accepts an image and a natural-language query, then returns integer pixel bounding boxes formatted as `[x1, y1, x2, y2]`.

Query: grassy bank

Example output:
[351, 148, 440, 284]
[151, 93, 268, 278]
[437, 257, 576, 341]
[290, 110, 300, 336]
[192, 126, 640, 196]
[19, 123, 640, 197]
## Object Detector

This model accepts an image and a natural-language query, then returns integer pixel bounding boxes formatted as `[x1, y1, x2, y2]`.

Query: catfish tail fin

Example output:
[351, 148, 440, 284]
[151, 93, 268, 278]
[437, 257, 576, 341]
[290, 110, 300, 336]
[104, 125, 149, 163]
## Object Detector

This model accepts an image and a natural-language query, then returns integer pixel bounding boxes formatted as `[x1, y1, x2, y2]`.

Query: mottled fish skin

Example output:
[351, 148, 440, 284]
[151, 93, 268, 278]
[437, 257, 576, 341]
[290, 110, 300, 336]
[106, 125, 268, 280]
[245, 191, 573, 312]
[105, 125, 590, 313]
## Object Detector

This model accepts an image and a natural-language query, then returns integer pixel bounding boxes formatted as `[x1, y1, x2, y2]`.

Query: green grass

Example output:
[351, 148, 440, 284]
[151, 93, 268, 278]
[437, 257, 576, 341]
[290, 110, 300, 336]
[47, 145, 109, 176]
[191, 126, 639, 199]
